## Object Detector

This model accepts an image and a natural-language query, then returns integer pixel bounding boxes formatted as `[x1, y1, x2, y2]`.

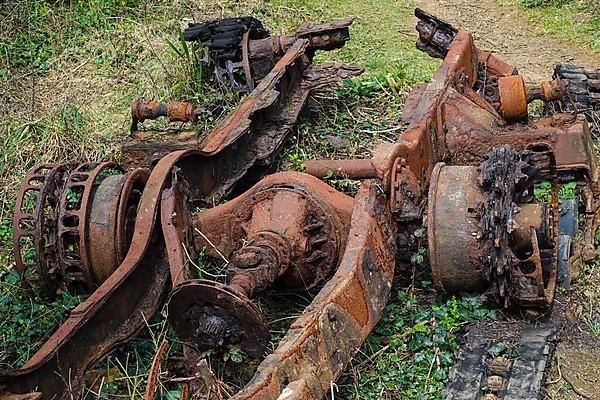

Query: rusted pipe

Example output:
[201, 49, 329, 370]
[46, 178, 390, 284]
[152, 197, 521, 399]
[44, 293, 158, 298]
[302, 159, 378, 179]
[527, 78, 567, 103]
[131, 98, 197, 129]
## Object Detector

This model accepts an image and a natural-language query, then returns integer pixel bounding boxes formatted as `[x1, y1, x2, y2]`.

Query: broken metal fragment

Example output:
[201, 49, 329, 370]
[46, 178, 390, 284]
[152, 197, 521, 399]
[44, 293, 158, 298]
[443, 327, 557, 400]
[181, 16, 353, 89]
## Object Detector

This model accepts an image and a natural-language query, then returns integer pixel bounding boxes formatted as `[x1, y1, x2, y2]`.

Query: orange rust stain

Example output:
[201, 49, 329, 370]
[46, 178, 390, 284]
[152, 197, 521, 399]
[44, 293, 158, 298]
[333, 274, 368, 327]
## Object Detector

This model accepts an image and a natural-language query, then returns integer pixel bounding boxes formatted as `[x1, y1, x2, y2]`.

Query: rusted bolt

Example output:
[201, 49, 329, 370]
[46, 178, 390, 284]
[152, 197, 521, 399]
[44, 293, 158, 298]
[488, 356, 510, 374]
[527, 78, 567, 103]
[485, 375, 504, 392]
[131, 98, 198, 126]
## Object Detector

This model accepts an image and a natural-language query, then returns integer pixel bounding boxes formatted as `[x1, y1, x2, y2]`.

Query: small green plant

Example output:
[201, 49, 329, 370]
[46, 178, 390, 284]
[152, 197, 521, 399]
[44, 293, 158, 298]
[165, 28, 203, 97]
[519, 0, 572, 8]
[337, 66, 416, 100]
[223, 346, 244, 363]
[0, 218, 12, 265]
[558, 181, 577, 200]
[0, 268, 82, 369]
[534, 180, 578, 202]
[338, 293, 496, 399]
[534, 180, 552, 202]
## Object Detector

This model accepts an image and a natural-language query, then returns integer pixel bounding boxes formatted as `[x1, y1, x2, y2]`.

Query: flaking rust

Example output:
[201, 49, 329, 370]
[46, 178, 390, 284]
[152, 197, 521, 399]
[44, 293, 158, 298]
[2, 9, 600, 400]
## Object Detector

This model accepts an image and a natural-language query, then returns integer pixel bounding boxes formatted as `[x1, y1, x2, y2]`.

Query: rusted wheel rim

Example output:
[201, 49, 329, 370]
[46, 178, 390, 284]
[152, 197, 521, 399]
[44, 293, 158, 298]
[115, 168, 150, 262]
[427, 162, 489, 294]
[168, 279, 268, 358]
[13, 163, 69, 295]
[57, 162, 123, 292]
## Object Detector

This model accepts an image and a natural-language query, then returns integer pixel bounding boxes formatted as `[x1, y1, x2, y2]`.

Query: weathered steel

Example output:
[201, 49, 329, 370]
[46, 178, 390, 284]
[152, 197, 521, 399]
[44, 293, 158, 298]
[4, 10, 600, 400]
[428, 147, 558, 308]
[181, 17, 352, 88]
[12, 164, 69, 295]
[427, 163, 489, 294]
[302, 159, 377, 179]
[443, 327, 557, 400]
[415, 8, 458, 58]
[131, 99, 197, 130]
[229, 180, 396, 399]
[169, 279, 269, 358]
[124, 36, 362, 204]
[168, 172, 354, 357]
[0, 150, 196, 399]
[498, 75, 528, 121]
[87, 168, 149, 284]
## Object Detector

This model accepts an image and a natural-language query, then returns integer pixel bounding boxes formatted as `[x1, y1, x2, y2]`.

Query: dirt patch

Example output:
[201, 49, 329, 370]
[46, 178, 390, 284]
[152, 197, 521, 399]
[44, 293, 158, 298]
[415, 0, 600, 83]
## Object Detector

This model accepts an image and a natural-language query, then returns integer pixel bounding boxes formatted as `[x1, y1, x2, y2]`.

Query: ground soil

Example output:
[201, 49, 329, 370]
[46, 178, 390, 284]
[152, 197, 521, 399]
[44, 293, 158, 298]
[416, 0, 600, 83]
[414, 1, 600, 398]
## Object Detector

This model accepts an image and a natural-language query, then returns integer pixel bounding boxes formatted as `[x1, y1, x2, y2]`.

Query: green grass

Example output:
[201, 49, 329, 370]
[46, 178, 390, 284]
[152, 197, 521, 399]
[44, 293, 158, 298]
[0, 268, 83, 369]
[500, 0, 600, 51]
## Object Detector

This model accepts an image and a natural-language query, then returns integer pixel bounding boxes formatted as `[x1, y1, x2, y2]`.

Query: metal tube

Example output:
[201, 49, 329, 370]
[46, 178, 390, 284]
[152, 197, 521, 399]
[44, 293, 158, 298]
[302, 159, 378, 179]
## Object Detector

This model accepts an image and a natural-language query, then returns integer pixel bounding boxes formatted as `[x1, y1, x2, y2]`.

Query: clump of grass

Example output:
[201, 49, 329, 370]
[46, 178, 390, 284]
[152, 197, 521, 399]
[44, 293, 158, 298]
[505, 0, 600, 51]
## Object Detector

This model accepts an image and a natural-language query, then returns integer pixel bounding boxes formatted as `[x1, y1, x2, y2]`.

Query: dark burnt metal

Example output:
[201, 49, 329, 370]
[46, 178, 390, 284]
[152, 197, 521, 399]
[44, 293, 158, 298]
[180, 17, 352, 90]
[415, 8, 458, 58]
[169, 279, 269, 358]
[428, 146, 558, 308]
[183, 16, 269, 87]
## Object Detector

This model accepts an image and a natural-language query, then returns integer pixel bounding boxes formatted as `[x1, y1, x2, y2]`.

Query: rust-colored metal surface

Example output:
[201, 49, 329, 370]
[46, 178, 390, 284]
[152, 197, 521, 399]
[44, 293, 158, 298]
[428, 147, 558, 308]
[498, 75, 528, 121]
[169, 172, 354, 358]
[123, 26, 362, 204]
[3, 9, 600, 400]
[12, 163, 151, 296]
[230, 180, 396, 399]
[302, 8, 598, 308]
[131, 99, 197, 130]
[12, 163, 69, 295]
[1, 150, 197, 398]
[302, 159, 377, 179]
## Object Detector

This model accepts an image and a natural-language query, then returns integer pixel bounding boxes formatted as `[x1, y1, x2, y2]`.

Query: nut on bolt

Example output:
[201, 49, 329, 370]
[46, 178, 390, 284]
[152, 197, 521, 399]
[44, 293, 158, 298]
[485, 375, 504, 392]
[488, 356, 511, 375]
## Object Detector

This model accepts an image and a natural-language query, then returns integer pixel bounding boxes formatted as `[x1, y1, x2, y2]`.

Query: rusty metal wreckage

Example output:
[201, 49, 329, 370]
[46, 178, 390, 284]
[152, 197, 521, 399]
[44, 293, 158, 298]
[2, 8, 600, 400]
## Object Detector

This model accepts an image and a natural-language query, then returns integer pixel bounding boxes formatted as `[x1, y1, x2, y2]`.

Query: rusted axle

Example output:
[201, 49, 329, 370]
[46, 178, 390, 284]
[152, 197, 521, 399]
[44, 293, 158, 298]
[302, 159, 378, 179]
